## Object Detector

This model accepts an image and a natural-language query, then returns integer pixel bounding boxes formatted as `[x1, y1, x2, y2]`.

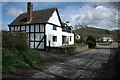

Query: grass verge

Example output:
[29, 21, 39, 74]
[2, 48, 41, 73]
[98, 42, 111, 45]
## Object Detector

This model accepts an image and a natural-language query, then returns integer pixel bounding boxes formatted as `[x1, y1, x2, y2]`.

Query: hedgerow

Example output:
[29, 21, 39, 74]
[2, 31, 41, 73]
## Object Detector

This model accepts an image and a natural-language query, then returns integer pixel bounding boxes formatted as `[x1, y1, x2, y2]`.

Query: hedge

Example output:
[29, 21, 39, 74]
[2, 31, 41, 73]
[2, 31, 28, 51]
[86, 35, 96, 48]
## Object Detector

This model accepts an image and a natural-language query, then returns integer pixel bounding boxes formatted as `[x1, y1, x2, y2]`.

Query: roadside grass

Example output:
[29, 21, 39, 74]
[3, 48, 41, 73]
[2, 31, 41, 73]
[98, 42, 112, 45]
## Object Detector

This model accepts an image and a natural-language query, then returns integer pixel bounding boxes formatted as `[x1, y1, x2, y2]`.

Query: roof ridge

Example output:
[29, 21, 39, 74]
[20, 8, 57, 15]
[33, 8, 57, 12]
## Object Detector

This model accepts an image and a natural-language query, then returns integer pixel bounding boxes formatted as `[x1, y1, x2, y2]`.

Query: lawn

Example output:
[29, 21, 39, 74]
[98, 42, 112, 45]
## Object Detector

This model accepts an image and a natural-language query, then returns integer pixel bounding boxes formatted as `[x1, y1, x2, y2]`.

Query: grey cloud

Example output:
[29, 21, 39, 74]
[7, 7, 23, 17]
[60, 3, 118, 30]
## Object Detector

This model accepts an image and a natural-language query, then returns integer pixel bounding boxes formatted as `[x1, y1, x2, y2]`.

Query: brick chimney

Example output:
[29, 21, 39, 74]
[27, 2, 33, 22]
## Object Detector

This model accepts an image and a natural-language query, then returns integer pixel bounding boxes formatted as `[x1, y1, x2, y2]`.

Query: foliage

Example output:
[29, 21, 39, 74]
[2, 48, 41, 73]
[2, 31, 41, 73]
[86, 35, 96, 48]
[98, 42, 111, 45]
[2, 30, 28, 51]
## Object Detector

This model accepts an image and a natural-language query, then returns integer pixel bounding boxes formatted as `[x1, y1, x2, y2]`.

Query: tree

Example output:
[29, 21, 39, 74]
[86, 35, 96, 48]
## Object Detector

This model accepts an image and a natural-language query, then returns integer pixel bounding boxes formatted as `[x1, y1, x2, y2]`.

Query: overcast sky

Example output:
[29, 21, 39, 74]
[1, 2, 119, 30]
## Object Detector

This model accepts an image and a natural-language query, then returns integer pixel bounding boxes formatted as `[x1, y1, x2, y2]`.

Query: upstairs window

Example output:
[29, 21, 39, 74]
[53, 36, 57, 42]
[53, 25, 57, 30]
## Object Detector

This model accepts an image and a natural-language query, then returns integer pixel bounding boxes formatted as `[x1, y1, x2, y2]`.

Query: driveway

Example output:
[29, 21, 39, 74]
[30, 43, 117, 79]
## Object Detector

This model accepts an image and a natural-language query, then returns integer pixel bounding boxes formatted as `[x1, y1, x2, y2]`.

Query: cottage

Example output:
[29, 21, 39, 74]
[8, 2, 74, 50]
[99, 35, 113, 43]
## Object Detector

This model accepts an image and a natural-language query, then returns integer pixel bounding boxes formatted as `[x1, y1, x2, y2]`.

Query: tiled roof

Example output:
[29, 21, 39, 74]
[9, 8, 61, 26]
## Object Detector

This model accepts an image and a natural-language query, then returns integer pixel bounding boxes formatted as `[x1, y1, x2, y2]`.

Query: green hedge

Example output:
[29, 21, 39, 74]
[86, 35, 96, 48]
[2, 31, 28, 51]
[2, 31, 41, 73]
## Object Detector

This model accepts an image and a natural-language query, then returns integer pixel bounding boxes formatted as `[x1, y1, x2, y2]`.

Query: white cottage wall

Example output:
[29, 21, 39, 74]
[45, 24, 62, 47]
[62, 32, 74, 45]
[48, 11, 61, 26]
[45, 24, 74, 47]
[45, 10, 74, 47]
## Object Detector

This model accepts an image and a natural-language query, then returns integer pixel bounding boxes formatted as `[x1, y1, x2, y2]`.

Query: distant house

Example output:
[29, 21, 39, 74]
[8, 2, 74, 50]
[99, 35, 113, 42]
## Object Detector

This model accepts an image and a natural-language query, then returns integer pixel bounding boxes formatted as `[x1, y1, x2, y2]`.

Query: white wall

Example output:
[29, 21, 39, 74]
[46, 10, 74, 47]
[45, 24, 74, 47]
[62, 31, 74, 45]
[48, 11, 61, 26]
[45, 24, 62, 47]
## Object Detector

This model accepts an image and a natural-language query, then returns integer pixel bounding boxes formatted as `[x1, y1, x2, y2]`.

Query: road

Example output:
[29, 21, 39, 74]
[30, 43, 118, 79]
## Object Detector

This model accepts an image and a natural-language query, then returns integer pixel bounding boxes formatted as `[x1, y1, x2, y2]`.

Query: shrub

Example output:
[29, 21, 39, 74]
[2, 48, 41, 73]
[86, 35, 96, 48]
[2, 31, 28, 51]
[2, 31, 41, 73]
[86, 40, 95, 48]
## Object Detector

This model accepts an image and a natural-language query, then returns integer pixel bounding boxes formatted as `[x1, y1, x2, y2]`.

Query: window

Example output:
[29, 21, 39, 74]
[53, 36, 57, 42]
[70, 36, 72, 41]
[35, 24, 39, 32]
[40, 24, 44, 32]
[10, 27, 14, 31]
[53, 25, 57, 30]
[62, 36, 67, 44]
[30, 25, 34, 32]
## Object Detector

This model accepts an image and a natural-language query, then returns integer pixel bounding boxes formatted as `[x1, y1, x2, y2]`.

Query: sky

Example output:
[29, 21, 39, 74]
[1, 2, 119, 30]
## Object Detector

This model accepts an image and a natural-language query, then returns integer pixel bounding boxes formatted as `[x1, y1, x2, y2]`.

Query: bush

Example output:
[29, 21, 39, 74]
[2, 31, 41, 73]
[87, 40, 95, 48]
[2, 31, 28, 51]
[2, 48, 41, 73]
[86, 35, 96, 48]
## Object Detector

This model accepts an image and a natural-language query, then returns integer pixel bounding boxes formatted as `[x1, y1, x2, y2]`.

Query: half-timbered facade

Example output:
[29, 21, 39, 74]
[8, 2, 74, 50]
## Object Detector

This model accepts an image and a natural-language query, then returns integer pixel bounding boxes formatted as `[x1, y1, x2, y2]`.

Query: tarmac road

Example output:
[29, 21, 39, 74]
[31, 43, 118, 79]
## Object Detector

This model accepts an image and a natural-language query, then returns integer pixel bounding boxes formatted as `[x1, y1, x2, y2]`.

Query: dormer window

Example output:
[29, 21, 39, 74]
[53, 25, 57, 30]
